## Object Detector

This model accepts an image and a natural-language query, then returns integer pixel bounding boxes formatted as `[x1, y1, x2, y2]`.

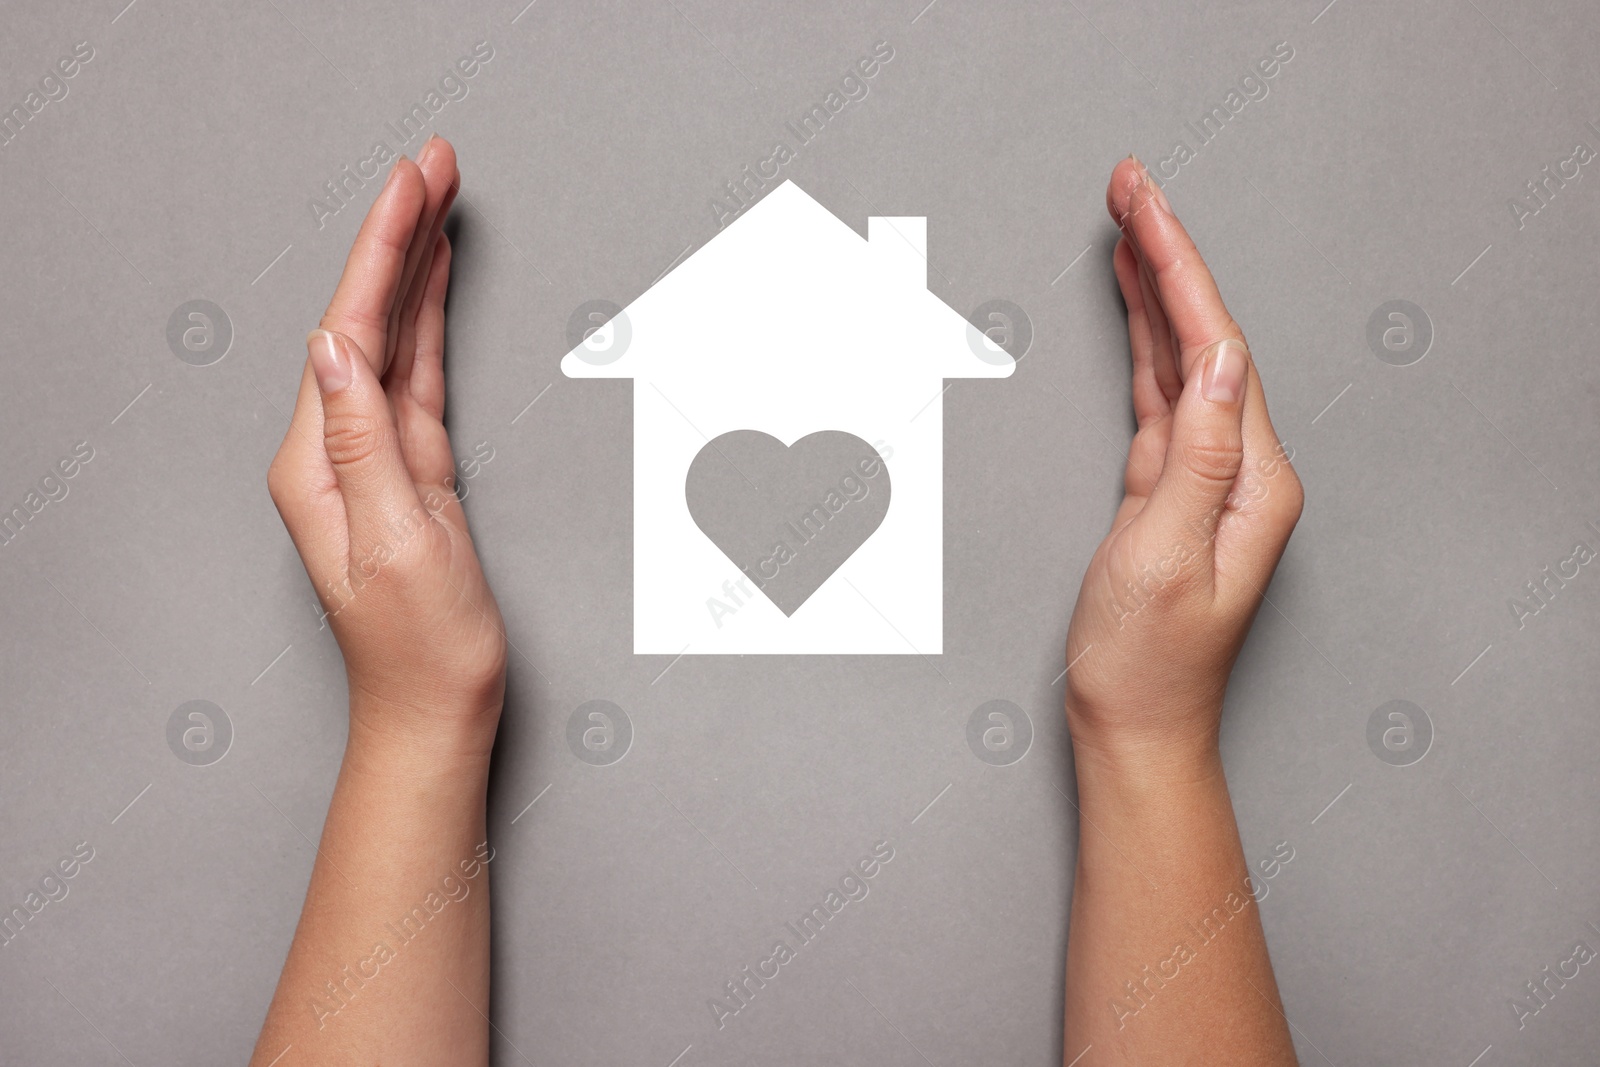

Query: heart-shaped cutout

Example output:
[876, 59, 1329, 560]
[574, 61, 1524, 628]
[685, 430, 892, 616]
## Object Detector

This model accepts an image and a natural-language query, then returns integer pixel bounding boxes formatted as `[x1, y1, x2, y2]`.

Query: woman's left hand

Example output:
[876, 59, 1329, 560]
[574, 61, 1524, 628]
[266, 136, 507, 760]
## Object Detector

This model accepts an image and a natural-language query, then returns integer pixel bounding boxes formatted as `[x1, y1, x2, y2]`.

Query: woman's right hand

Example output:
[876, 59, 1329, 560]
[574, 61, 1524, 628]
[1062, 158, 1304, 771]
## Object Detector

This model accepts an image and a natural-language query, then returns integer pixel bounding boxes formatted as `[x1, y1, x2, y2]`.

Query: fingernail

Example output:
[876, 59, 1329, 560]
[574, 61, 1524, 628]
[1127, 154, 1146, 193]
[1145, 169, 1173, 214]
[1203, 340, 1246, 403]
[1134, 156, 1173, 215]
[417, 134, 436, 165]
[308, 329, 351, 393]
[383, 157, 408, 191]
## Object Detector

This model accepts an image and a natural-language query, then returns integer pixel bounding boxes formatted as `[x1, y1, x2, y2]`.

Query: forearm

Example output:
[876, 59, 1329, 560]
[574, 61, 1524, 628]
[250, 702, 498, 1066]
[1063, 733, 1296, 1065]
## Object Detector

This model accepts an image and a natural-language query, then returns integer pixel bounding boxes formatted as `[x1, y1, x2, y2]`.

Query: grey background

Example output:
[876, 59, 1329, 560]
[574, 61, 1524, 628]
[0, 0, 1596, 1064]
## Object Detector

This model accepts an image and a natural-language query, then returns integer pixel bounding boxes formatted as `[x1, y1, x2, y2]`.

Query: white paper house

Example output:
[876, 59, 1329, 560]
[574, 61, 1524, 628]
[561, 180, 1014, 655]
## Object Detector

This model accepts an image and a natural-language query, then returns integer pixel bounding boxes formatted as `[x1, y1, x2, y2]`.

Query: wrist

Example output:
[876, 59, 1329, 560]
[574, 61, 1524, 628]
[1065, 710, 1225, 796]
[345, 689, 501, 780]
[1069, 736, 1232, 845]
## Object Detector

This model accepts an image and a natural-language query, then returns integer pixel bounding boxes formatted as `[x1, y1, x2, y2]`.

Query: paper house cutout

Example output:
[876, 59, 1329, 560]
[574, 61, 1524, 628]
[561, 180, 1014, 654]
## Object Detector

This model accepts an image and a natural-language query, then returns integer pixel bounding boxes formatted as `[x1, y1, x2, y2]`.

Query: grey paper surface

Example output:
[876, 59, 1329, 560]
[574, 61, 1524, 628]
[1, 0, 1597, 1064]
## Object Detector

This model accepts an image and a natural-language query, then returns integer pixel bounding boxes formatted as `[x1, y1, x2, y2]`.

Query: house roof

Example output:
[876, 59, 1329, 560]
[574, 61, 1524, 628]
[560, 180, 1015, 386]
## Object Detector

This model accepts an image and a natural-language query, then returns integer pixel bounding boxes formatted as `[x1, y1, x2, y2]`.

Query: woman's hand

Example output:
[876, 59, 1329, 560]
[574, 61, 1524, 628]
[266, 136, 507, 761]
[1060, 158, 1302, 1066]
[253, 138, 505, 1066]
[1063, 158, 1304, 771]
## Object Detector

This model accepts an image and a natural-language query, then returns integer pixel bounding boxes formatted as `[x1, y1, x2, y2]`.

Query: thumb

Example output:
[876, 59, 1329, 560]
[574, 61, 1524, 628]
[1142, 338, 1249, 559]
[308, 329, 427, 561]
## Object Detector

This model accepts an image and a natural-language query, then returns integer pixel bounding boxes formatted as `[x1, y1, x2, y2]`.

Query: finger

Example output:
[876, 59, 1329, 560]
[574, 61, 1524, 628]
[1121, 412, 1170, 507]
[1133, 239, 1183, 402]
[1110, 492, 1145, 535]
[407, 232, 452, 422]
[1113, 237, 1168, 428]
[275, 353, 332, 486]
[1110, 159, 1242, 379]
[1239, 361, 1287, 485]
[395, 402, 457, 496]
[320, 158, 428, 376]
[1213, 360, 1304, 591]
[386, 138, 459, 381]
[393, 241, 458, 495]
[1110, 159, 1183, 402]
[1104, 155, 1147, 228]
[307, 329, 427, 557]
[1139, 338, 1250, 574]
[389, 166, 458, 393]
[1222, 342, 1297, 538]
[266, 358, 349, 590]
